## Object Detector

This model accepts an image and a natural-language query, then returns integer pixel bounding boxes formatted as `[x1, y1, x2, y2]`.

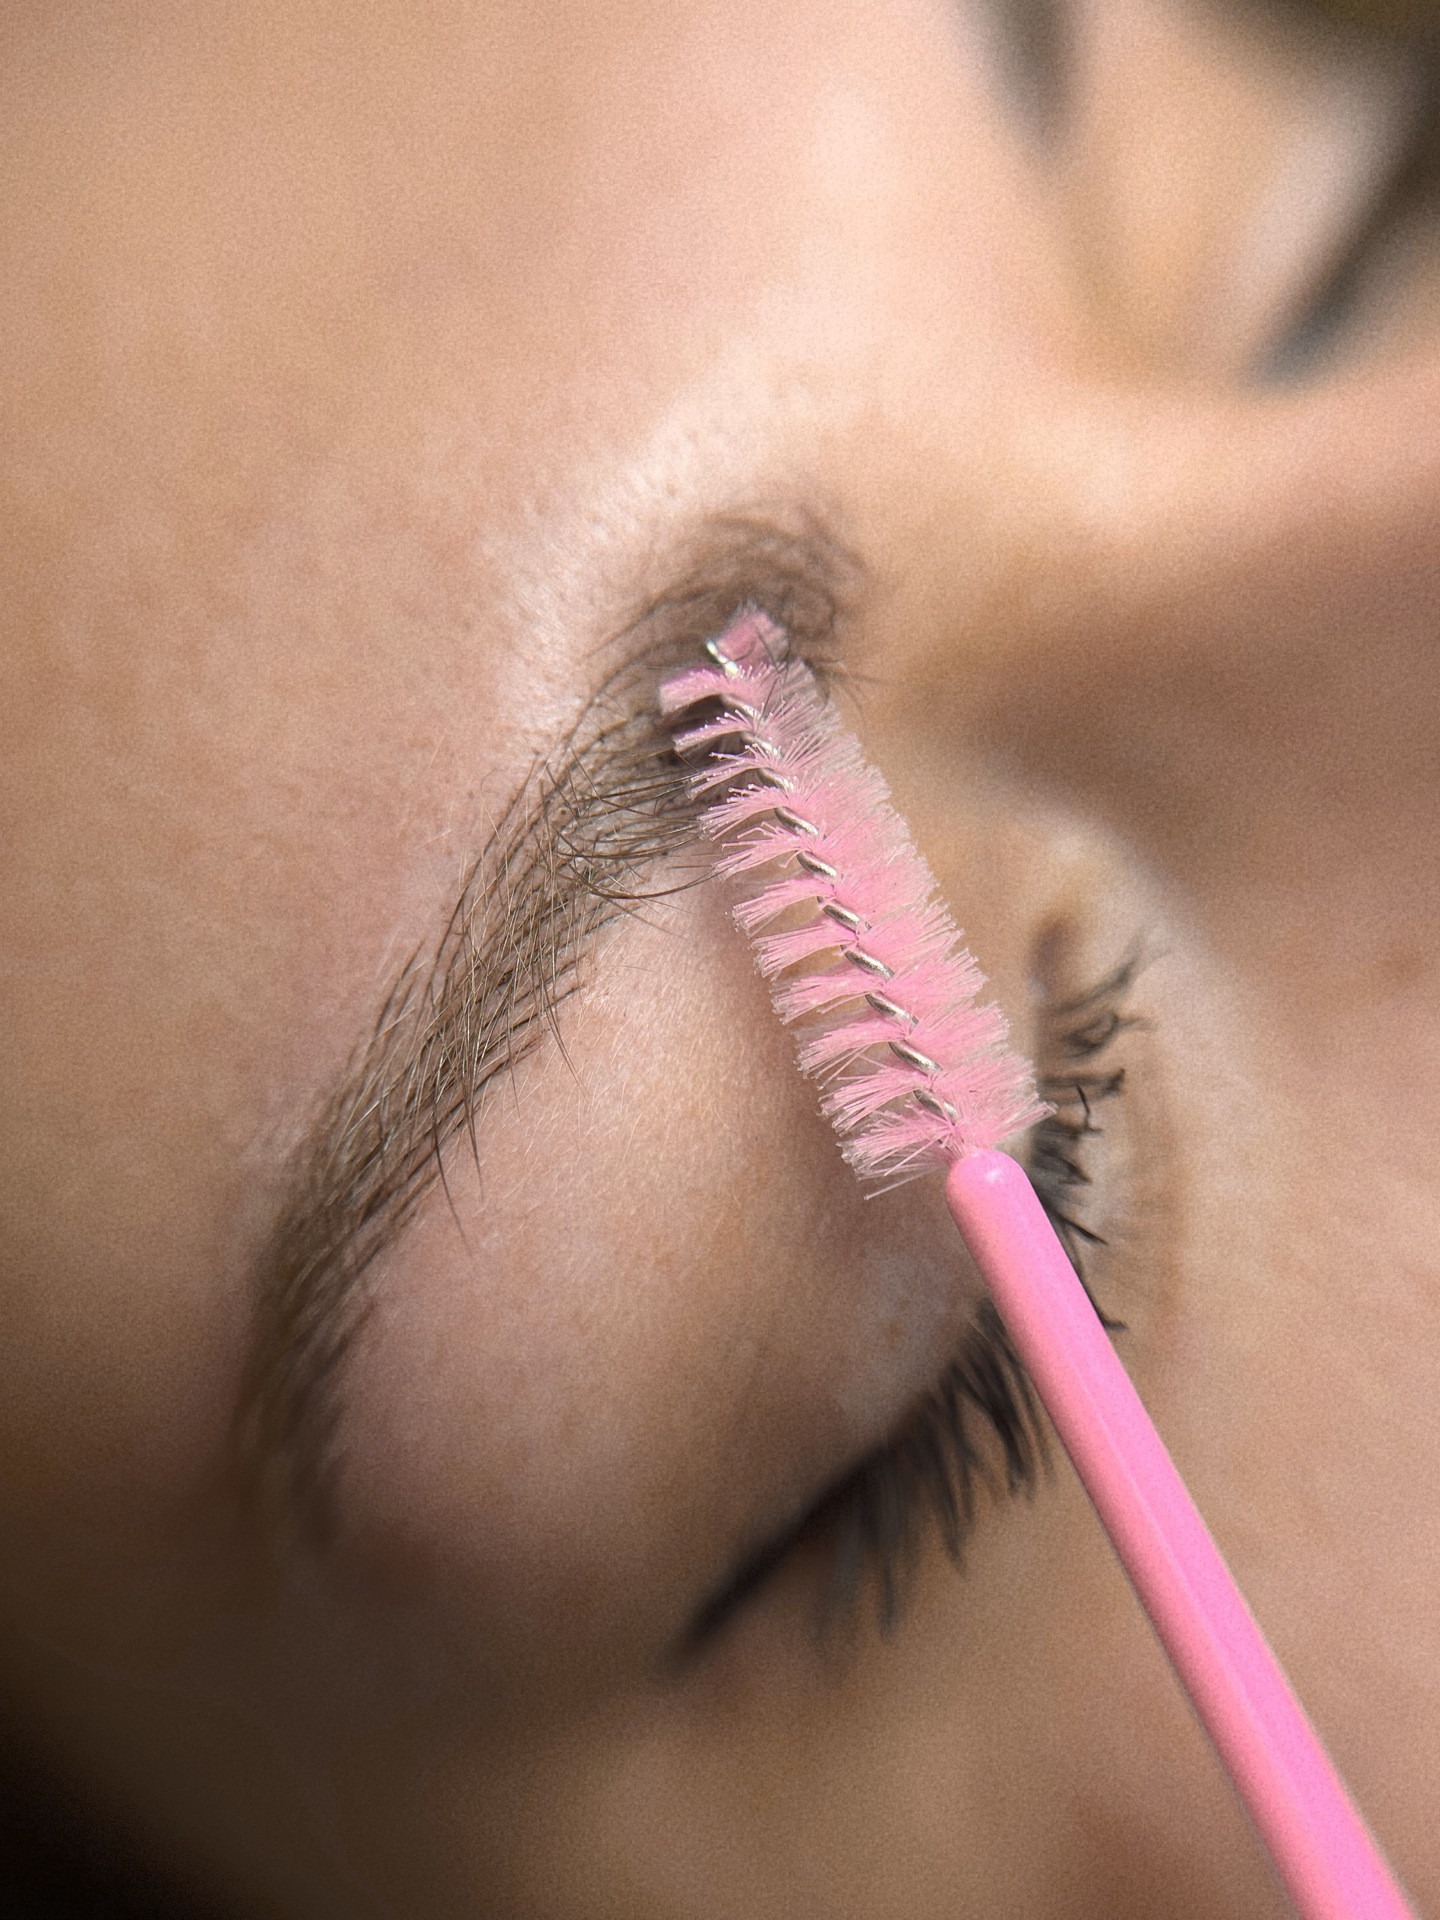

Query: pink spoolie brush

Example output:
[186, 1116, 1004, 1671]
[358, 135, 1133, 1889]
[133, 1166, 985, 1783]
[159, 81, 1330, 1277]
[660, 608, 1416, 1920]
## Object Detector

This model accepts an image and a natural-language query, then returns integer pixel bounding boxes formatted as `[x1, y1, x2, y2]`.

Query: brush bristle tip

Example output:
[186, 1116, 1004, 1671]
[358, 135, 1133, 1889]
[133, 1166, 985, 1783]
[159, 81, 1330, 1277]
[660, 612, 1042, 1189]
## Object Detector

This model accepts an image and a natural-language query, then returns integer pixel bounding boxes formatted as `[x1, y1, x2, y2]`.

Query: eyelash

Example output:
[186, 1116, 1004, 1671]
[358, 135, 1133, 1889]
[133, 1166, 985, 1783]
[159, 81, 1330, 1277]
[689, 954, 1140, 1647]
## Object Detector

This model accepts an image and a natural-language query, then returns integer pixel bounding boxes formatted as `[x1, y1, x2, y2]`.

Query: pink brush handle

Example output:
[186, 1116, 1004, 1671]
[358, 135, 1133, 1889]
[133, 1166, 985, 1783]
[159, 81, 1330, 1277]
[946, 1149, 1415, 1920]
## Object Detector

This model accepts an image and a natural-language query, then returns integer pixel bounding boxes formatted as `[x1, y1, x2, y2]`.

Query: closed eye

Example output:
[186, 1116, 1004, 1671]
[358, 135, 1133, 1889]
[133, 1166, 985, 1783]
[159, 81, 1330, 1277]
[682, 953, 1142, 1654]
[1262, 62, 1440, 378]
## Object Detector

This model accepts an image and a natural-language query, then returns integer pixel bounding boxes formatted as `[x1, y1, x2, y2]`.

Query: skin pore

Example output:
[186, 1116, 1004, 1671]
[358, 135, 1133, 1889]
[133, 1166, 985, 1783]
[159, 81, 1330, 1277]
[2, 0, 1440, 1914]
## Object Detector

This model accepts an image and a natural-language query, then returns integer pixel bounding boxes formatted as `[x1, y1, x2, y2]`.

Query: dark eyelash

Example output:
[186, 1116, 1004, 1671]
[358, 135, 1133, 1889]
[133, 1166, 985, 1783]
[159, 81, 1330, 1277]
[812, 1297, 1044, 1636]
[1027, 950, 1143, 1331]
[683, 1293, 1048, 1651]
[712, 954, 1141, 1645]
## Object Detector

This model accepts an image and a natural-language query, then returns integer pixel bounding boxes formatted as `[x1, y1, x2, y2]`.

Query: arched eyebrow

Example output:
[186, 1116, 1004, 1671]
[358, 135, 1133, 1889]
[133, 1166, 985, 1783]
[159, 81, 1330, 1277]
[230, 515, 859, 1550]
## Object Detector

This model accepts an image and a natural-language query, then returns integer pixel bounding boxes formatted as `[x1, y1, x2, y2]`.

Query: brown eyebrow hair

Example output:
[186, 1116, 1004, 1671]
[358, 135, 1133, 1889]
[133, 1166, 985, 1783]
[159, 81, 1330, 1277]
[229, 515, 860, 1548]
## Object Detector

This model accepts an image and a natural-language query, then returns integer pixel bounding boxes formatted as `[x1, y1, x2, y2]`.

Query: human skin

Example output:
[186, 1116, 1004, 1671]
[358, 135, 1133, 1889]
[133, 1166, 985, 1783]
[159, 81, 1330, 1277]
[2, 0, 1439, 1914]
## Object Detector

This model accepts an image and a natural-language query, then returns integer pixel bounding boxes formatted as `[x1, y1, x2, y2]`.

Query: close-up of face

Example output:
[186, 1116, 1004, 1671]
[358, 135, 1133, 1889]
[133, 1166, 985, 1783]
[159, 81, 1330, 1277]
[3, 1, 1440, 1914]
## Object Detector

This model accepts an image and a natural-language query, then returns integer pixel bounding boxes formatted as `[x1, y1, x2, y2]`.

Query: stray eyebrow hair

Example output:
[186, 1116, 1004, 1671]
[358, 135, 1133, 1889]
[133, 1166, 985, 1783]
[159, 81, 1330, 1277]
[231, 514, 860, 1546]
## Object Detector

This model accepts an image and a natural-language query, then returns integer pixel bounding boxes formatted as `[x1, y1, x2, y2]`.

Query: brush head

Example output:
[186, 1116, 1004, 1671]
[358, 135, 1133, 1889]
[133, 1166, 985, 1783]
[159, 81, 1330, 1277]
[660, 609, 1046, 1190]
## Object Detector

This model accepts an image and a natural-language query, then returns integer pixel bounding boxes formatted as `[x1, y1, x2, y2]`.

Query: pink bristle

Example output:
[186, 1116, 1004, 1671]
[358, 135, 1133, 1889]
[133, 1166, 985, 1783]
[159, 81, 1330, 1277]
[662, 609, 1045, 1187]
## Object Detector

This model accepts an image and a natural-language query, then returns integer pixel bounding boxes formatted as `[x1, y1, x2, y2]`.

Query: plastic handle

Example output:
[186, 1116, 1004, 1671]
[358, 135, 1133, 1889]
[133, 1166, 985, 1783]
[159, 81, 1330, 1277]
[946, 1149, 1416, 1920]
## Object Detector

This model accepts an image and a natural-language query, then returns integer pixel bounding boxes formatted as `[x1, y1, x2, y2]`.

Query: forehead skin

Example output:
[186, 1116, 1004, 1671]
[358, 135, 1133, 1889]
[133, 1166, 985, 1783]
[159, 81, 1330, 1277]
[2, 1, 1439, 1916]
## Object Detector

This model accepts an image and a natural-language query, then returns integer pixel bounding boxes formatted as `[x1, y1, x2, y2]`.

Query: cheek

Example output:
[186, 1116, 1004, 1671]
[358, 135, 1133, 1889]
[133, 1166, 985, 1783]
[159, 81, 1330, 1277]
[336, 886, 971, 1695]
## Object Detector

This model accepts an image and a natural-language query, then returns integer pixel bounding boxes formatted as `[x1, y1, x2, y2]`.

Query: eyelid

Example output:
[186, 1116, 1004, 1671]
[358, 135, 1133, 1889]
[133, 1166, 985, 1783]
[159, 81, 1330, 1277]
[680, 953, 1142, 1655]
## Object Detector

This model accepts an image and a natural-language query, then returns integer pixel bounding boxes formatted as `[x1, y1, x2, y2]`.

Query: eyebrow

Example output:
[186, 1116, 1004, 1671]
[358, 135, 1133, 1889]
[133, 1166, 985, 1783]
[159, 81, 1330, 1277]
[230, 515, 859, 1546]
[984, 0, 1069, 139]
